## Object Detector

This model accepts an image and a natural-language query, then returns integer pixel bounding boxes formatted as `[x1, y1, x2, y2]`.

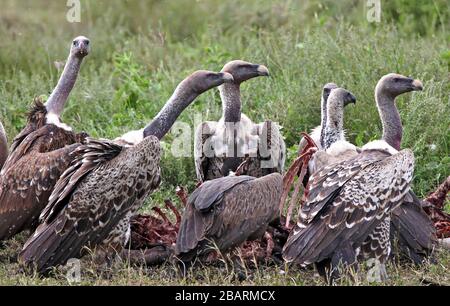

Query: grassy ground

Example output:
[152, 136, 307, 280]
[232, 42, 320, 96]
[0, 0, 449, 285]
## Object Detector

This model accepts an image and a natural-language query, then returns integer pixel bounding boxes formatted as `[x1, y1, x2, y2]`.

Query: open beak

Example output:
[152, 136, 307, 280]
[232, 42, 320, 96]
[411, 79, 423, 91]
[256, 64, 270, 77]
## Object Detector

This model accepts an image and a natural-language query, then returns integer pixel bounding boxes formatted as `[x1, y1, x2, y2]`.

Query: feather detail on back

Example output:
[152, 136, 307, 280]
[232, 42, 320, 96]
[283, 149, 415, 266]
[176, 173, 282, 262]
[40, 138, 123, 224]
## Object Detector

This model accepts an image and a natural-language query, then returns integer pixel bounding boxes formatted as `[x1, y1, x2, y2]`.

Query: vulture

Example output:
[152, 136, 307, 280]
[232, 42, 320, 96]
[297, 82, 338, 154]
[0, 36, 90, 241]
[283, 74, 427, 282]
[283, 144, 415, 282]
[19, 70, 234, 274]
[175, 173, 282, 265]
[307, 87, 358, 174]
[315, 74, 436, 265]
[0, 121, 7, 169]
[371, 74, 436, 263]
[194, 60, 285, 182]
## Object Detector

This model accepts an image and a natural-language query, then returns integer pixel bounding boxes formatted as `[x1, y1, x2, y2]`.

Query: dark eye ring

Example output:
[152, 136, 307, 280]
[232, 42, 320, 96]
[393, 78, 400, 82]
[73, 41, 77, 46]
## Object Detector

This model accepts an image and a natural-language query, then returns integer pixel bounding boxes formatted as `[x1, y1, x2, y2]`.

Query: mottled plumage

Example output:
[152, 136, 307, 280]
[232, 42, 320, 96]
[0, 118, 86, 240]
[283, 147, 415, 280]
[19, 137, 161, 273]
[176, 173, 282, 263]
[19, 70, 234, 273]
[297, 83, 338, 154]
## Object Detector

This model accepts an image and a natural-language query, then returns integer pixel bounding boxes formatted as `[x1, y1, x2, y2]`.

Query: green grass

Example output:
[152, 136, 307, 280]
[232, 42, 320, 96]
[0, 0, 449, 285]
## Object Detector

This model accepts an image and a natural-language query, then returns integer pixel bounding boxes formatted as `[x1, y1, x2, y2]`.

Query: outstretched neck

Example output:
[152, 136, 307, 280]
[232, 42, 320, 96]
[321, 103, 343, 150]
[219, 83, 241, 123]
[319, 97, 328, 148]
[376, 89, 402, 151]
[143, 85, 197, 140]
[45, 54, 83, 116]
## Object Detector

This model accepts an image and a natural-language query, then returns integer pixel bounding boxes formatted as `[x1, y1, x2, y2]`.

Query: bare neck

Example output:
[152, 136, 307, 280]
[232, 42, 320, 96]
[322, 102, 343, 150]
[0, 121, 8, 169]
[219, 83, 241, 123]
[143, 85, 197, 140]
[319, 96, 327, 148]
[45, 53, 83, 116]
[375, 89, 402, 151]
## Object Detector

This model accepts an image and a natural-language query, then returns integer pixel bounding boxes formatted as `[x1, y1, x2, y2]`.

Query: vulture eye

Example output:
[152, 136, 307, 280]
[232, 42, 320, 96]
[84, 40, 89, 45]
[73, 41, 77, 46]
[393, 77, 400, 83]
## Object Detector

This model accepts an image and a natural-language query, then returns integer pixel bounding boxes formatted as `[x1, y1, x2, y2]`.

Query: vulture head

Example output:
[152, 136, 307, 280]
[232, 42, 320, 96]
[376, 73, 423, 98]
[221, 60, 269, 84]
[328, 87, 357, 110]
[186, 70, 234, 94]
[70, 36, 90, 58]
[322, 82, 338, 104]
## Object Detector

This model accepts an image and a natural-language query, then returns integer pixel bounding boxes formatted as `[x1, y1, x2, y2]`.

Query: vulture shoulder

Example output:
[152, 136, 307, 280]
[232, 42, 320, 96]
[0, 126, 81, 240]
[20, 137, 162, 273]
[9, 99, 48, 154]
[283, 149, 415, 265]
[40, 138, 123, 224]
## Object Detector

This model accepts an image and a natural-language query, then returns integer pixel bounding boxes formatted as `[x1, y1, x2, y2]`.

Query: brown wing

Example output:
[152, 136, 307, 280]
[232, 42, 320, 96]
[176, 173, 282, 262]
[9, 99, 48, 154]
[283, 149, 414, 265]
[0, 138, 80, 240]
[390, 191, 437, 263]
[19, 136, 161, 274]
[40, 138, 123, 223]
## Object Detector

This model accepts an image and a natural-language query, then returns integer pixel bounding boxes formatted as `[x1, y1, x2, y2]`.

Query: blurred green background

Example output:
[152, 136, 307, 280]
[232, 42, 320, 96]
[0, 0, 448, 203]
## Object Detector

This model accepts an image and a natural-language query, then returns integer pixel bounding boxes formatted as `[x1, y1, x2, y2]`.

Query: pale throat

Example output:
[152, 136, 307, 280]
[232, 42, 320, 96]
[45, 53, 83, 116]
[220, 83, 241, 123]
[376, 90, 403, 151]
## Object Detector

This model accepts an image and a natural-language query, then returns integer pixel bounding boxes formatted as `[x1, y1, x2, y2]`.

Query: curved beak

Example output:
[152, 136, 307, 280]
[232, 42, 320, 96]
[344, 92, 357, 106]
[411, 79, 423, 91]
[256, 64, 270, 77]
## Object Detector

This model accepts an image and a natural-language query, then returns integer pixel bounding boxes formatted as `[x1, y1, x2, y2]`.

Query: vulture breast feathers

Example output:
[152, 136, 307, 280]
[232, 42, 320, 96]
[283, 148, 415, 266]
[19, 136, 162, 274]
[176, 173, 282, 262]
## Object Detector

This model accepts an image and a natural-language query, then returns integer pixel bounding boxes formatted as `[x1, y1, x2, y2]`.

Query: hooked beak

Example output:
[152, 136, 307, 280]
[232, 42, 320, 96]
[411, 79, 423, 91]
[345, 92, 357, 106]
[256, 64, 270, 77]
